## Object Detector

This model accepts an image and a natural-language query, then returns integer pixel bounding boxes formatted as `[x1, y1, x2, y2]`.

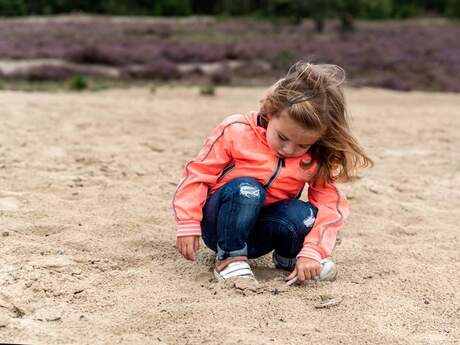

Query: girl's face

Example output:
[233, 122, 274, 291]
[266, 112, 320, 158]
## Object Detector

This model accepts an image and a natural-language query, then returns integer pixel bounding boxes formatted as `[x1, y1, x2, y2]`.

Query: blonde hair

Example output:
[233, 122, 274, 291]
[259, 61, 373, 184]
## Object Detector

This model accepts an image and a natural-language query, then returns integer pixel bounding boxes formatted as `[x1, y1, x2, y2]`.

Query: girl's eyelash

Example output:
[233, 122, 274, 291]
[278, 134, 310, 149]
[278, 133, 309, 149]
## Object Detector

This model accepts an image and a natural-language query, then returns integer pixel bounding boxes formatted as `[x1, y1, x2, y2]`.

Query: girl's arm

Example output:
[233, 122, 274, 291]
[298, 181, 349, 262]
[172, 117, 242, 237]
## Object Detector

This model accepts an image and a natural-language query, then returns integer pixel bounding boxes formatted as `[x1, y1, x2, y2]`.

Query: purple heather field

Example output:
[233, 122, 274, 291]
[0, 16, 459, 92]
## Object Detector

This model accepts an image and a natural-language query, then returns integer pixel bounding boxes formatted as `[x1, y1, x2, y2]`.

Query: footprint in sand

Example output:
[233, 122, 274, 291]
[0, 197, 20, 211]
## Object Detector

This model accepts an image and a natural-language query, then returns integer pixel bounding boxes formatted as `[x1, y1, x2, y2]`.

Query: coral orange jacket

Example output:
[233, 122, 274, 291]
[172, 111, 349, 262]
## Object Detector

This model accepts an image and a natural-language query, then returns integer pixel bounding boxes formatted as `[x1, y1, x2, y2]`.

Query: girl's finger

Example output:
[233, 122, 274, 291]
[286, 267, 297, 281]
[180, 241, 187, 258]
[177, 238, 184, 253]
[315, 266, 321, 279]
[186, 243, 195, 261]
[194, 237, 199, 252]
[298, 268, 306, 282]
[184, 243, 191, 260]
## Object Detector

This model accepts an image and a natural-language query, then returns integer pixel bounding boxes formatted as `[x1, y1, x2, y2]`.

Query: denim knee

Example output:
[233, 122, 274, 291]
[274, 199, 318, 237]
[220, 177, 266, 205]
[265, 199, 318, 260]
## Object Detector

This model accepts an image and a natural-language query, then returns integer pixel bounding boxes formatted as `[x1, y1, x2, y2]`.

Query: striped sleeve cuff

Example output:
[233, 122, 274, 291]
[176, 220, 202, 237]
[296, 245, 322, 263]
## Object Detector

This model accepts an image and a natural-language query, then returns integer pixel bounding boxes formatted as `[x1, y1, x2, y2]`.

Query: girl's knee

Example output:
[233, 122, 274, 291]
[222, 177, 266, 203]
[273, 199, 318, 235]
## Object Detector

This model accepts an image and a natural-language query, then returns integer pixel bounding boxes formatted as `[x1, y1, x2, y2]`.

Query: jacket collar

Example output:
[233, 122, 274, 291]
[245, 111, 268, 146]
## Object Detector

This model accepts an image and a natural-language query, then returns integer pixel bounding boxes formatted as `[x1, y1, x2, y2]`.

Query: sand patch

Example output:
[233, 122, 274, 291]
[0, 87, 458, 344]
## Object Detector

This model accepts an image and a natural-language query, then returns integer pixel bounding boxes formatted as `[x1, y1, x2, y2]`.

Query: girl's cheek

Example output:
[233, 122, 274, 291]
[275, 139, 282, 148]
[271, 136, 280, 149]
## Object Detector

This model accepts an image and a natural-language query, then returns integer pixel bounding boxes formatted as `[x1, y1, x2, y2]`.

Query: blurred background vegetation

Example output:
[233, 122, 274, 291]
[0, 1, 459, 92]
[0, 0, 459, 19]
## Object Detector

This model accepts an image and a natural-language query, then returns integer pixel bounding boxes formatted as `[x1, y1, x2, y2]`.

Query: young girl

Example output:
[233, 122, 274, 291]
[173, 61, 372, 283]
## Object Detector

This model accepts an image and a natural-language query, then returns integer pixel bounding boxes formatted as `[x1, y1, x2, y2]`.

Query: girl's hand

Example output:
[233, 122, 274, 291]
[286, 257, 321, 282]
[176, 235, 200, 261]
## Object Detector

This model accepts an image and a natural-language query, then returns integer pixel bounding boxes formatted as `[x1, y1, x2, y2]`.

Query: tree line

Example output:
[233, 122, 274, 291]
[1, 0, 459, 19]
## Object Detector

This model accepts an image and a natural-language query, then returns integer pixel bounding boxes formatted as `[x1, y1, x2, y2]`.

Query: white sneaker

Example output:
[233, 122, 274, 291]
[213, 261, 257, 282]
[318, 259, 337, 281]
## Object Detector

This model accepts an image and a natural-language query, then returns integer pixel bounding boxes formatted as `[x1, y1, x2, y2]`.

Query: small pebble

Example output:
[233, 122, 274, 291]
[315, 295, 344, 309]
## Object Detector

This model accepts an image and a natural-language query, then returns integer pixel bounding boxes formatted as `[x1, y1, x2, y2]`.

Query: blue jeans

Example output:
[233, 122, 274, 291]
[201, 177, 318, 269]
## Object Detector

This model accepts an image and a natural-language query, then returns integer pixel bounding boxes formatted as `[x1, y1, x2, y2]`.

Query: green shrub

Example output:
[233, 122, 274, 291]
[200, 84, 216, 96]
[364, 0, 393, 19]
[68, 75, 88, 91]
[0, 0, 26, 16]
[392, 0, 419, 18]
[446, 0, 460, 18]
[153, 0, 192, 16]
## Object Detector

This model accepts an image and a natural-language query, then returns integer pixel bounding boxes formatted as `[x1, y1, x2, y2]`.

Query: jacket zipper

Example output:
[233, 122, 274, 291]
[216, 163, 236, 182]
[295, 184, 305, 199]
[263, 157, 285, 188]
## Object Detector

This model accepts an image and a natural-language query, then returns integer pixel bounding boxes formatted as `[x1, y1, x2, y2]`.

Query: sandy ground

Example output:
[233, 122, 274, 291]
[0, 86, 458, 345]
